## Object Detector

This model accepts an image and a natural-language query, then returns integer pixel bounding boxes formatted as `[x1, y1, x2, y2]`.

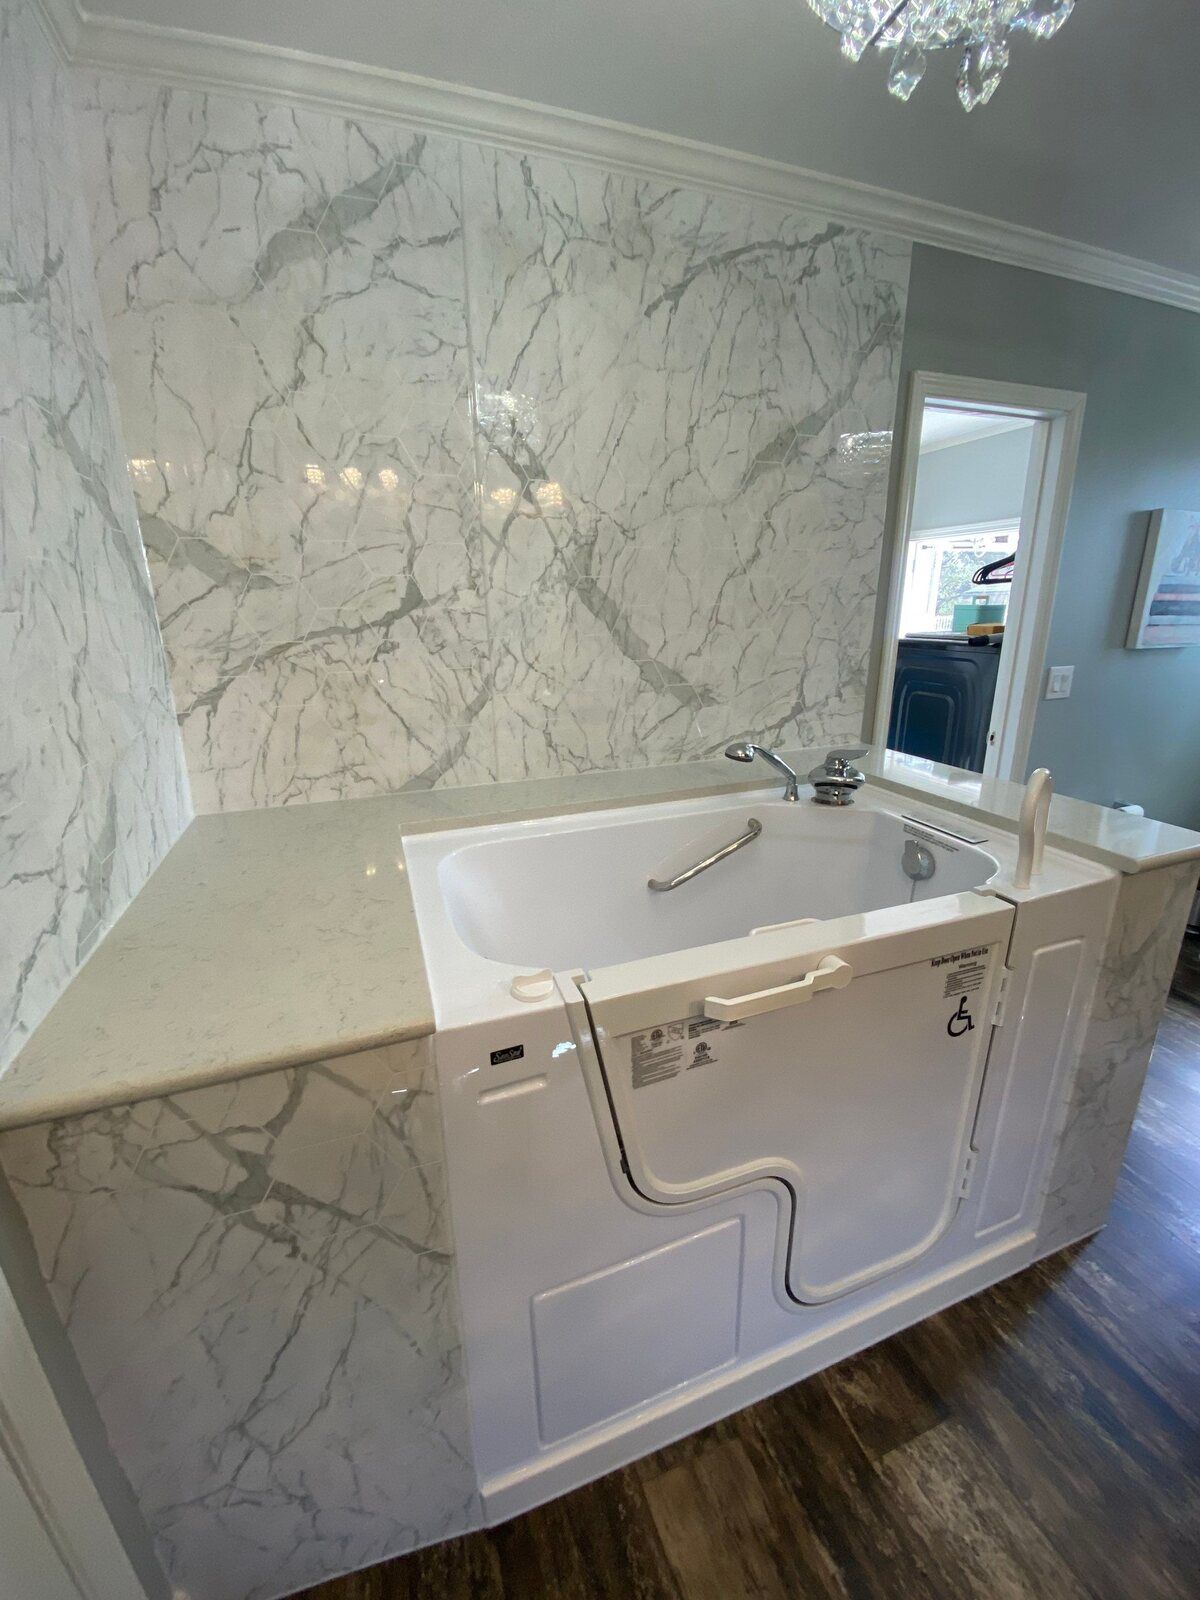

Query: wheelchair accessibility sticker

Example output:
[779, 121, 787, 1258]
[947, 996, 975, 1038]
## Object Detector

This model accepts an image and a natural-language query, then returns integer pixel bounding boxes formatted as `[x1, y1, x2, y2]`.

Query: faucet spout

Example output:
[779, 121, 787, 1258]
[724, 742, 801, 802]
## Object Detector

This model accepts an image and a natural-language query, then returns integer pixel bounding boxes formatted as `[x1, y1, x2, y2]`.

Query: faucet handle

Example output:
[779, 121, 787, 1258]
[807, 747, 866, 804]
[814, 747, 867, 780]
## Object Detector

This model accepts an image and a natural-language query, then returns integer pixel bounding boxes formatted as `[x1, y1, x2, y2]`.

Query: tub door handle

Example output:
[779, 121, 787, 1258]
[704, 955, 853, 1022]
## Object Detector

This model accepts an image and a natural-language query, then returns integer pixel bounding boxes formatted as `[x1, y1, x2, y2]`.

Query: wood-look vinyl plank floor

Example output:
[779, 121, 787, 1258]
[299, 996, 1200, 1600]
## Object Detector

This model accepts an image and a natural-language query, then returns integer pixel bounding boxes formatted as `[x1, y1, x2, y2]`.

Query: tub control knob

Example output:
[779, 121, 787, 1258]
[510, 969, 554, 1003]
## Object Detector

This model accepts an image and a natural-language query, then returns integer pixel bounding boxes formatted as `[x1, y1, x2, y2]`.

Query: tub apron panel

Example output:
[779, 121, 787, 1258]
[579, 893, 1013, 1303]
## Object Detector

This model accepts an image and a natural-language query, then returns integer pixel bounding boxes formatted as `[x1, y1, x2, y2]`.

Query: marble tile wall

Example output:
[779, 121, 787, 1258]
[1037, 859, 1197, 1255]
[0, 1038, 478, 1600]
[0, 1, 191, 1072]
[76, 71, 910, 811]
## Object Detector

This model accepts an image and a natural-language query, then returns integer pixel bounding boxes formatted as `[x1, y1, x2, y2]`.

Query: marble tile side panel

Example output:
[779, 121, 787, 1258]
[1037, 861, 1196, 1255]
[75, 73, 495, 810]
[463, 144, 909, 780]
[0, 1038, 479, 1600]
[0, 0, 190, 1072]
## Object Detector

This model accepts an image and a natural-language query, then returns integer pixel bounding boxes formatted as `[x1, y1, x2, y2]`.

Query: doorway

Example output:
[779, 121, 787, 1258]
[873, 373, 1086, 781]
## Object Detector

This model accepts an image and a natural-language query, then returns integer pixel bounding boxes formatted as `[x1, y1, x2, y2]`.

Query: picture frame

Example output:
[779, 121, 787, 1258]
[1126, 508, 1200, 649]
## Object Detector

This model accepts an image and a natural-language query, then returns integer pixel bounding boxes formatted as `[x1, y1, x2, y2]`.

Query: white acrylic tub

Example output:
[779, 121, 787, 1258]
[403, 784, 1116, 1525]
[425, 788, 1000, 977]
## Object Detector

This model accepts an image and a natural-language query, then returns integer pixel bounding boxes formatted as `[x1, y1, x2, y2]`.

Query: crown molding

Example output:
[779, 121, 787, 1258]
[30, 0, 83, 59]
[35, 0, 1200, 315]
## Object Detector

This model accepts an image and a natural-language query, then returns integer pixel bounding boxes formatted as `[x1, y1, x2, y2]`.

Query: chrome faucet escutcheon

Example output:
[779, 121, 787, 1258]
[807, 748, 868, 806]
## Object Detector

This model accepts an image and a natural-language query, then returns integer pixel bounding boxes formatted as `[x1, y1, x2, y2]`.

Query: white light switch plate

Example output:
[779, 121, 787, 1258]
[1045, 665, 1074, 700]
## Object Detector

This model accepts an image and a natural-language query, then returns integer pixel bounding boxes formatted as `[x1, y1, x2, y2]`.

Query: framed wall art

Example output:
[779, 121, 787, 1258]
[1127, 508, 1200, 648]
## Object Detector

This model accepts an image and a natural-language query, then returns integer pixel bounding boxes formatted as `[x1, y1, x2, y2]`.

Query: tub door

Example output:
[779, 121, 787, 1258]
[579, 893, 1013, 1304]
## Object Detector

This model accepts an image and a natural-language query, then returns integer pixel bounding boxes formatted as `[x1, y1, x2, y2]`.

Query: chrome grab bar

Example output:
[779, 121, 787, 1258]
[647, 817, 762, 892]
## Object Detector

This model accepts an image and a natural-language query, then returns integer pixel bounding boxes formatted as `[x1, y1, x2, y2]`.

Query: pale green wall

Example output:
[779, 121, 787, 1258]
[893, 246, 1200, 831]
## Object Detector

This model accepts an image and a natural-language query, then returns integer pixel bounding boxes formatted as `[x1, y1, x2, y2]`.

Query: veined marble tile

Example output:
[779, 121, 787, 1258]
[462, 144, 909, 780]
[1037, 860, 1197, 1254]
[0, 0, 190, 1072]
[76, 74, 494, 809]
[78, 73, 909, 807]
[0, 1037, 479, 1600]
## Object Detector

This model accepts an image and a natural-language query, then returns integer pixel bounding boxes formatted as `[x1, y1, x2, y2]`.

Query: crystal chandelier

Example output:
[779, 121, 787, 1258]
[803, 1, 1077, 111]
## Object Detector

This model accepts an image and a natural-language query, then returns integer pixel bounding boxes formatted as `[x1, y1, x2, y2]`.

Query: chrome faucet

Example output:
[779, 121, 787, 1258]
[724, 741, 801, 802]
[807, 748, 868, 807]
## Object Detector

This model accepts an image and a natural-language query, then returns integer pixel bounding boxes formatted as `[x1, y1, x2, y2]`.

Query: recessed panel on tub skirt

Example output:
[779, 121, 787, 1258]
[531, 1220, 742, 1443]
[974, 937, 1087, 1236]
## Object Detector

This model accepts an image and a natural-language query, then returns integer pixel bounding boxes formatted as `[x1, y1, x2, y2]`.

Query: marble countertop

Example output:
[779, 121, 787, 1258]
[864, 750, 1200, 874]
[3, 748, 1198, 1131]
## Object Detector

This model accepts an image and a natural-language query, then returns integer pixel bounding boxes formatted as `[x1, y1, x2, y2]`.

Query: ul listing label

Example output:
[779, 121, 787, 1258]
[947, 996, 975, 1038]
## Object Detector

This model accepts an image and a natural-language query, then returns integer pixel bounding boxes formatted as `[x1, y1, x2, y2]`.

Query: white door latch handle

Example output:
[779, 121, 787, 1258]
[704, 954, 853, 1022]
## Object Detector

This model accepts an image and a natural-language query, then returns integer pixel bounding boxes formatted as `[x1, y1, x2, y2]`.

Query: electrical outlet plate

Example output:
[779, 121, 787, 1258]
[1045, 665, 1074, 700]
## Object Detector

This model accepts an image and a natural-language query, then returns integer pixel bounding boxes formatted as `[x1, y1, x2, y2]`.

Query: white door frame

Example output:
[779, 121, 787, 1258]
[871, 372, 1086, 782]
[0, 1269, 156, 1600]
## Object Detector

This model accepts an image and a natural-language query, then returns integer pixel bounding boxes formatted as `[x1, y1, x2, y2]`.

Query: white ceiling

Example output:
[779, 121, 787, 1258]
[919, 409, 1034, 453]
[77, 0, 1199, 277]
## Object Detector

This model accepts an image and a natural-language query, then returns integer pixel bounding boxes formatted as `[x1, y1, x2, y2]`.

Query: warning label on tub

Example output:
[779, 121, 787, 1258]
[630, 1023, 685, 1088]
[629, 1017, 739, 1087]
[932, 945, 990, 999]
[904, 820, 959, 854]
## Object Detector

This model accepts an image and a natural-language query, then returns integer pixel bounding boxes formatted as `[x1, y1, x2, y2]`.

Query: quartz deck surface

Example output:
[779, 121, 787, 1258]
[3, 748, 1197, 1131]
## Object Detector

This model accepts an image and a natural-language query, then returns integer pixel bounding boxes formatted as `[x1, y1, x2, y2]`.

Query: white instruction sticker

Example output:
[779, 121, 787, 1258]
[904, 820, 960, 854]
[630, 1023, 685, 1088]
[629, 1017, 740, 1087]
[932, 946, 990, 995]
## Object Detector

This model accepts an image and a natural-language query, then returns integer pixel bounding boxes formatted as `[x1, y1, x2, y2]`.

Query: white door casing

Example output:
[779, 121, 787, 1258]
[872, 372, 1086, 782]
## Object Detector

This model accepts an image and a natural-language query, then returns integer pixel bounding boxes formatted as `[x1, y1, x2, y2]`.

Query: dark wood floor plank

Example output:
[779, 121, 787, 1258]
[297, 987, 1200, 1600]
[297, 1528, 503, 1600]
[894, 1300, 1197, 1600]
[820, 1336, 949, 1462]
[744, 1375, 952, 1600]
[878, 1418, 1092, 1600]
[1034, 1239, 1200, 1432]
[1114, 1156, 1200, 1260]
[641, 1435, 846, 1600]
[493, 1468, 683, 1600]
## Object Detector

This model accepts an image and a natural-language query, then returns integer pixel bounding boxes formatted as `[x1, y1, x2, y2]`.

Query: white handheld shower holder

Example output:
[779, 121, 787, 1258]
[1014, 767, 1052, 890]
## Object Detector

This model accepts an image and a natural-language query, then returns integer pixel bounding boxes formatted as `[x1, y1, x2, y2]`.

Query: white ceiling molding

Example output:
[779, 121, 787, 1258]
[30, 0, 82, 59]
[36, 0, 1200, 315]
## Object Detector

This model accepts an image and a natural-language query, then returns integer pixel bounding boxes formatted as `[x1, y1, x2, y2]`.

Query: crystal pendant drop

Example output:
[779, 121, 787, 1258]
[804, 0, 1078, 110]
[956, 38, 1009, 113]
[839, 18, 873, 63]
[887, 42, 928, 102]
[977, 39, 1010, 106]
[1014, 0, 1075, 40]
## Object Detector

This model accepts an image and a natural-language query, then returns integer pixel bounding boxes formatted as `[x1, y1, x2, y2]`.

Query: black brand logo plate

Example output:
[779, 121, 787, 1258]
[490, 1044, 525, 1066]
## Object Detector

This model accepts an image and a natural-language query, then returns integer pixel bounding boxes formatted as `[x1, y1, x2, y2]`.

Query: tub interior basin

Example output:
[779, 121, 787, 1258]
[433, 796, 999, 973]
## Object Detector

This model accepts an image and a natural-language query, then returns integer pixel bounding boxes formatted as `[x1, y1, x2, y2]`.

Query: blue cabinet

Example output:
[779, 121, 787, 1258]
[887, 637, 1002, 773]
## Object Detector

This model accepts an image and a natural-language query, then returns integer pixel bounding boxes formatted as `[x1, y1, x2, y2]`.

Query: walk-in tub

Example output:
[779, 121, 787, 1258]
[404, 785, 1118, 1521]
